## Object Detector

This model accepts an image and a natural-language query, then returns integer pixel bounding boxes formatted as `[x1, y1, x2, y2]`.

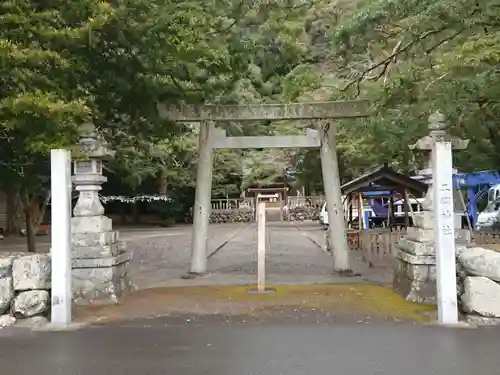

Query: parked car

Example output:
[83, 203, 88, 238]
[476, 197, 500, 231]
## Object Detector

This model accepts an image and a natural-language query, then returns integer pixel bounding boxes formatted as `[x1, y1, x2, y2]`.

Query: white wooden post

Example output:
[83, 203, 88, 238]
[257, 200, 266, 293]
[432, 140, 458, 324]
[50, 149, 72, 325]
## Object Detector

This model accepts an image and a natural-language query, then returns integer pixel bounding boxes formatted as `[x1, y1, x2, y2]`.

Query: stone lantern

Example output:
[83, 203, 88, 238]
[71, 123, 133, 305]
[72, 122, 115, 219]
[409, 112, 469, 218]
[393, 111, 470, 304]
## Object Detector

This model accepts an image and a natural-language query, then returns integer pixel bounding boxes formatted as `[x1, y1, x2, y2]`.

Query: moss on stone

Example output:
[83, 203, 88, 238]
[75, 283, 436, 324]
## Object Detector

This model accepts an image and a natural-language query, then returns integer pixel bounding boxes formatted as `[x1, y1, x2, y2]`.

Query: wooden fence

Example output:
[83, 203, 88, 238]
[211, 195, 325, 214]
[358, 228, 405, 268]
[211, 198, 253, 212]
[287, 196, 325, 209]
[353, 229, 500, 268]
[472, 231, 500, 246]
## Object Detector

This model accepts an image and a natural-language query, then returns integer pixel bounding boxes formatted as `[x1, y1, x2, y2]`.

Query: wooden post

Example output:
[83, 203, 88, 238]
[279, 192, 284, 222]
[257, 200, 266, 293]
[388, 196, 394, 231]
[387, 195, 393, 255]
[284, 187, 289, 221]
[358, 192, 363, 230]
[403, 189, 410, 228]
[348, 194, 353, 228]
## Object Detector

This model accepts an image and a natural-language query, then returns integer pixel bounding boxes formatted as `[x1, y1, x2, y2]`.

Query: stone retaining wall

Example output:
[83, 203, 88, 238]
[210, 208, 253, 223]
[457, 246, 500, 325]
[210, 206, 321, 223]
[0, 253, 51, 329]
[288, 207, 319, 221]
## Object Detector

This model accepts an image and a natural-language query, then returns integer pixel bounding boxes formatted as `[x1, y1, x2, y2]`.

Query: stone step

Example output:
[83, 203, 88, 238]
[72, 250, 131, 269]
[412, 211, 462, 230]
[72, 241, 127, 259]
[398, 238, 467, 256]
[72, 230, 118, 247]
[72, 216, 112, 234]
[406, 227, 471, 243]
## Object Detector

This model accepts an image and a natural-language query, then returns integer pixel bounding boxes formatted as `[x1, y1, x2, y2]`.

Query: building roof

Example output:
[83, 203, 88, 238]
[341, 163, 427, 196]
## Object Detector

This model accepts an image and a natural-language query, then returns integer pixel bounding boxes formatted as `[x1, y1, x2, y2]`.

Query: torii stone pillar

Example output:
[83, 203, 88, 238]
[159, 101, 370, 276]
[319, 121, 350, 272]
[190, 121, 214, 274]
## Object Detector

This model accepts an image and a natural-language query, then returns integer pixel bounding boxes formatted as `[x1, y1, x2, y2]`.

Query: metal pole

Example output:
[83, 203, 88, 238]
[190, 121, 214, 274]
[433, 140, 458, 324]
[50, 149, 72, 325]
[459, 190, 473, 232]
[319, 122, 351, 272]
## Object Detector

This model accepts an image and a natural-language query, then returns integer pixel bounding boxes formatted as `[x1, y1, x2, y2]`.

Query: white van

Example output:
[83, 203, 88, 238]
[487, 184, 500, 205]
[393, 198, 424, 216]
[476, 197, 500, 231]
[319, 201, 370, 227]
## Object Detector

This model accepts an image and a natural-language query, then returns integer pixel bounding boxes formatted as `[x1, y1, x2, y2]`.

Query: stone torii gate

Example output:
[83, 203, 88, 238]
[158, 101, 370, 276]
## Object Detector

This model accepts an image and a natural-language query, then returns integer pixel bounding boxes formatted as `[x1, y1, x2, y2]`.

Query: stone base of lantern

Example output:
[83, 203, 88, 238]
[71, 216, 134, 305]
[72, 256, 134, 306]
[393, 226, 470, 305]
[393, 251, 437, 304]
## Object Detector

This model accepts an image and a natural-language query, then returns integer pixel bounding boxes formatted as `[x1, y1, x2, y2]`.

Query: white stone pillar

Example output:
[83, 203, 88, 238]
[427, 111, 469, 324]
[432, 138, 458, 324]
[319, 122, 351, 272]
[50, 149, 72, 325]
[190, 121, 214, 274]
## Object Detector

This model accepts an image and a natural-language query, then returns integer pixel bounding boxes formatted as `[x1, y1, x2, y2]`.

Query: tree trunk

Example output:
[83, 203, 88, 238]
[20, 192, 37, 253]
[20, 190, 50, 253]
[158, 169, 168, 195]
[24, 210, 37, 253]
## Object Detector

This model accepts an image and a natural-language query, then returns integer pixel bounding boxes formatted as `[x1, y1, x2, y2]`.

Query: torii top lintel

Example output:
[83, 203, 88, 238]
[159, 100, 370, 122]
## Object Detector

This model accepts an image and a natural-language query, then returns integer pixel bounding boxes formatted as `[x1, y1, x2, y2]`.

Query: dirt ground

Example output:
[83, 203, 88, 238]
[74, 283, 436, 325]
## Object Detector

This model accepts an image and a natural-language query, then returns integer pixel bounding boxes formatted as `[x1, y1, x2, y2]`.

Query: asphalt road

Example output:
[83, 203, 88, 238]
[1, 312, 500, 375]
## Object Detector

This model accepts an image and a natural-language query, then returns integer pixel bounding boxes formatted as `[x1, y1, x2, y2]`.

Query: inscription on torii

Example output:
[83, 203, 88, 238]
[159, 101, 369, 121]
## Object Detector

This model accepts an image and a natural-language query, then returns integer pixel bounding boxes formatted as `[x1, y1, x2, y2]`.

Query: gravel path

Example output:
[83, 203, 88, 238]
[0, 221, 392, 288]
[125, 223, 248, 289]
[203, 222, 335, 286]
